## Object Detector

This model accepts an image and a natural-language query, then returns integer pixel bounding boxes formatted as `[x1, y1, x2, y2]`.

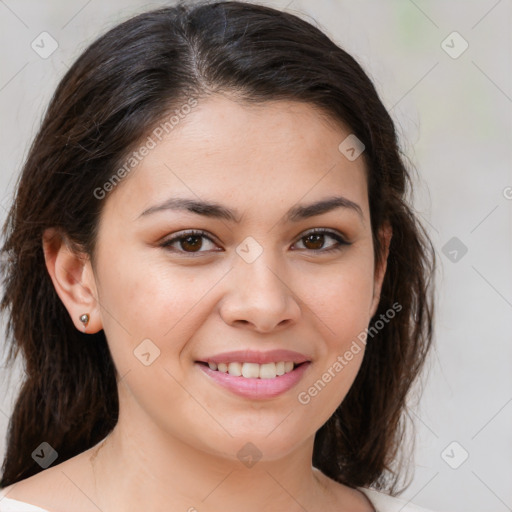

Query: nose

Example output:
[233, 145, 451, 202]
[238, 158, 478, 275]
[219, 251, 301, 333]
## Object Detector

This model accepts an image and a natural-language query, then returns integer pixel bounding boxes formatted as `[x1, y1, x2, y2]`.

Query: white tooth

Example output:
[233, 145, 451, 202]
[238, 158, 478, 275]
[284, 361, 294, 373]
[241, 362, 260, 379]
[208, 362, 218, 371]
[228, 362, 242, 376]
[259, 362, 277, 379]
[275, 361, 285, 376]
[218, 363, 228, 373]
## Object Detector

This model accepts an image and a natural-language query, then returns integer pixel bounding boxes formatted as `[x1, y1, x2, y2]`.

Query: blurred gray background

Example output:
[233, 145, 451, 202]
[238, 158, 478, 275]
[0, 1, 511, 511]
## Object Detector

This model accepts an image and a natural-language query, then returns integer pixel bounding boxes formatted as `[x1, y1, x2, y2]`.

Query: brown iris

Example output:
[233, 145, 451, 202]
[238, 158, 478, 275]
[302, 233, 325, 250]
[180, 235, 203, 252]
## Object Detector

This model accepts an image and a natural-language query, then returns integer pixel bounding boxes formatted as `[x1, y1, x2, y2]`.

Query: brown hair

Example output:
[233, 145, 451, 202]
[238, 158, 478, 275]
[0, 0, 435, 493]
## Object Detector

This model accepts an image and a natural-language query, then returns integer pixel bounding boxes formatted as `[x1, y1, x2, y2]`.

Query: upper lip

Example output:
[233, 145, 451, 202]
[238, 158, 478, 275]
[197, 349, 311, 365]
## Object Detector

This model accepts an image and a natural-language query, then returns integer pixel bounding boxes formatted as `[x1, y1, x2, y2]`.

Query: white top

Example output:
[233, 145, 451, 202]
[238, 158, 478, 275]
[0, 485, 439, 511]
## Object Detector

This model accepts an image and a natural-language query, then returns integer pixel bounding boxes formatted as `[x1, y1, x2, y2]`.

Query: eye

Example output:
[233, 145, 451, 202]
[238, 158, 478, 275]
[292, 228, 350, 253]
[160, 230, 219, 255]
[160, 228, 351, 256]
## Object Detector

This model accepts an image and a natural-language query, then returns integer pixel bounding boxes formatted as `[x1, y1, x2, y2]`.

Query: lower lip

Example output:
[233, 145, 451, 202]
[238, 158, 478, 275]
[196, 362, 311, 400]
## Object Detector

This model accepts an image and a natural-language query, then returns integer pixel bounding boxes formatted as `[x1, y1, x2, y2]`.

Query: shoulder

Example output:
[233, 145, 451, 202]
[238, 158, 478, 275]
[0, 484, 50, 511]
[357, 487, 442, 512]
[0, 450, 96, 512]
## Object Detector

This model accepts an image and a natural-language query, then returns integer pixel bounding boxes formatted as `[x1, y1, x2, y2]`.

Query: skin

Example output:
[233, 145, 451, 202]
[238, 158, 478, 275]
[2, 95, 391, 512]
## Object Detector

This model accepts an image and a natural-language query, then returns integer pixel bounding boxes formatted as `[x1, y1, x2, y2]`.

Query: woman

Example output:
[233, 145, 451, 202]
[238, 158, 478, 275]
[0, 2, 437, 511]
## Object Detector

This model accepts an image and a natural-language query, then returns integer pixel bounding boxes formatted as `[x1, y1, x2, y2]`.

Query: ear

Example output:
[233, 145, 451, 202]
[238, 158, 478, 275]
[369, 222, 393, 319]
[42, 228, 103, 334]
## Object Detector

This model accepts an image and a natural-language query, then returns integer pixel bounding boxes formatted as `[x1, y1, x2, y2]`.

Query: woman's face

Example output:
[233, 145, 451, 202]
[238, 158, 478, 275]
[80, 95, 390, 461]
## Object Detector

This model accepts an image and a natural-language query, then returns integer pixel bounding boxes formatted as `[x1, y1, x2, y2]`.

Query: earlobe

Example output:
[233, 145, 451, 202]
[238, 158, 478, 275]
[369, 222, 393, 319]
[42, 228, 103, 334]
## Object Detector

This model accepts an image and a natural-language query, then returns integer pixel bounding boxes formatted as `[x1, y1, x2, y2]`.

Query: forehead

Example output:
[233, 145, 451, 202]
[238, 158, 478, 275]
[102, 95, 369, 222]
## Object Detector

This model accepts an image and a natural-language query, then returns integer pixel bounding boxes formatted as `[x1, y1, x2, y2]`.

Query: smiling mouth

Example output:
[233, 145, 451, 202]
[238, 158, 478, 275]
[196, 361, 306, 379]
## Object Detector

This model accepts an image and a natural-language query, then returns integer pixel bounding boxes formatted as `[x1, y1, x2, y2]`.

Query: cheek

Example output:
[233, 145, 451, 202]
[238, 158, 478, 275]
[309, 273, 373, 328]
[94, 244, 223, 372]
[291, 253, 374, 411]
[95, 230, 180, 324]
[299, 250, 375, 339]
[294, 301, 369, 430]
[307, 273, 371, 372]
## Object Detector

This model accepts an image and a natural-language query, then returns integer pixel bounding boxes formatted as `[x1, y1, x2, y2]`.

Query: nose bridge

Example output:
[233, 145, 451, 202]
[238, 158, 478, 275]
[220, 236, 300, 331]
[234, 236, 288, 298]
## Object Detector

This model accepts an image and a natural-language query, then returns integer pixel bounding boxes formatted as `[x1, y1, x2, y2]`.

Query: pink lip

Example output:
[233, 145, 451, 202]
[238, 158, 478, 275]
[198, 349, 310, 365]
[196, 361, 311, 400]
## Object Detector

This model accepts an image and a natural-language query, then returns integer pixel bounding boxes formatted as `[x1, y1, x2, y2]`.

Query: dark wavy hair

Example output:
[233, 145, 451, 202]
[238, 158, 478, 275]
[0, 0, 435, 494]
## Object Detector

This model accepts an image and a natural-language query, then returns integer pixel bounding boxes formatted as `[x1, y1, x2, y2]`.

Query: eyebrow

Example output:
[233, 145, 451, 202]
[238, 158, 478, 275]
[138, 195, 364, 223]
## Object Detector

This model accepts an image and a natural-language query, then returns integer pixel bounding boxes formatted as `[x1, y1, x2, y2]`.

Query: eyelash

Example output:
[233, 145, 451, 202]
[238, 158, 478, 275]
[160, 228, 350, 256]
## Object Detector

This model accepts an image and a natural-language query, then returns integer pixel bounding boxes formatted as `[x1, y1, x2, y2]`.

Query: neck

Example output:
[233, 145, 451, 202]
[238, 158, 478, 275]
[89, 402, 335, 512]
